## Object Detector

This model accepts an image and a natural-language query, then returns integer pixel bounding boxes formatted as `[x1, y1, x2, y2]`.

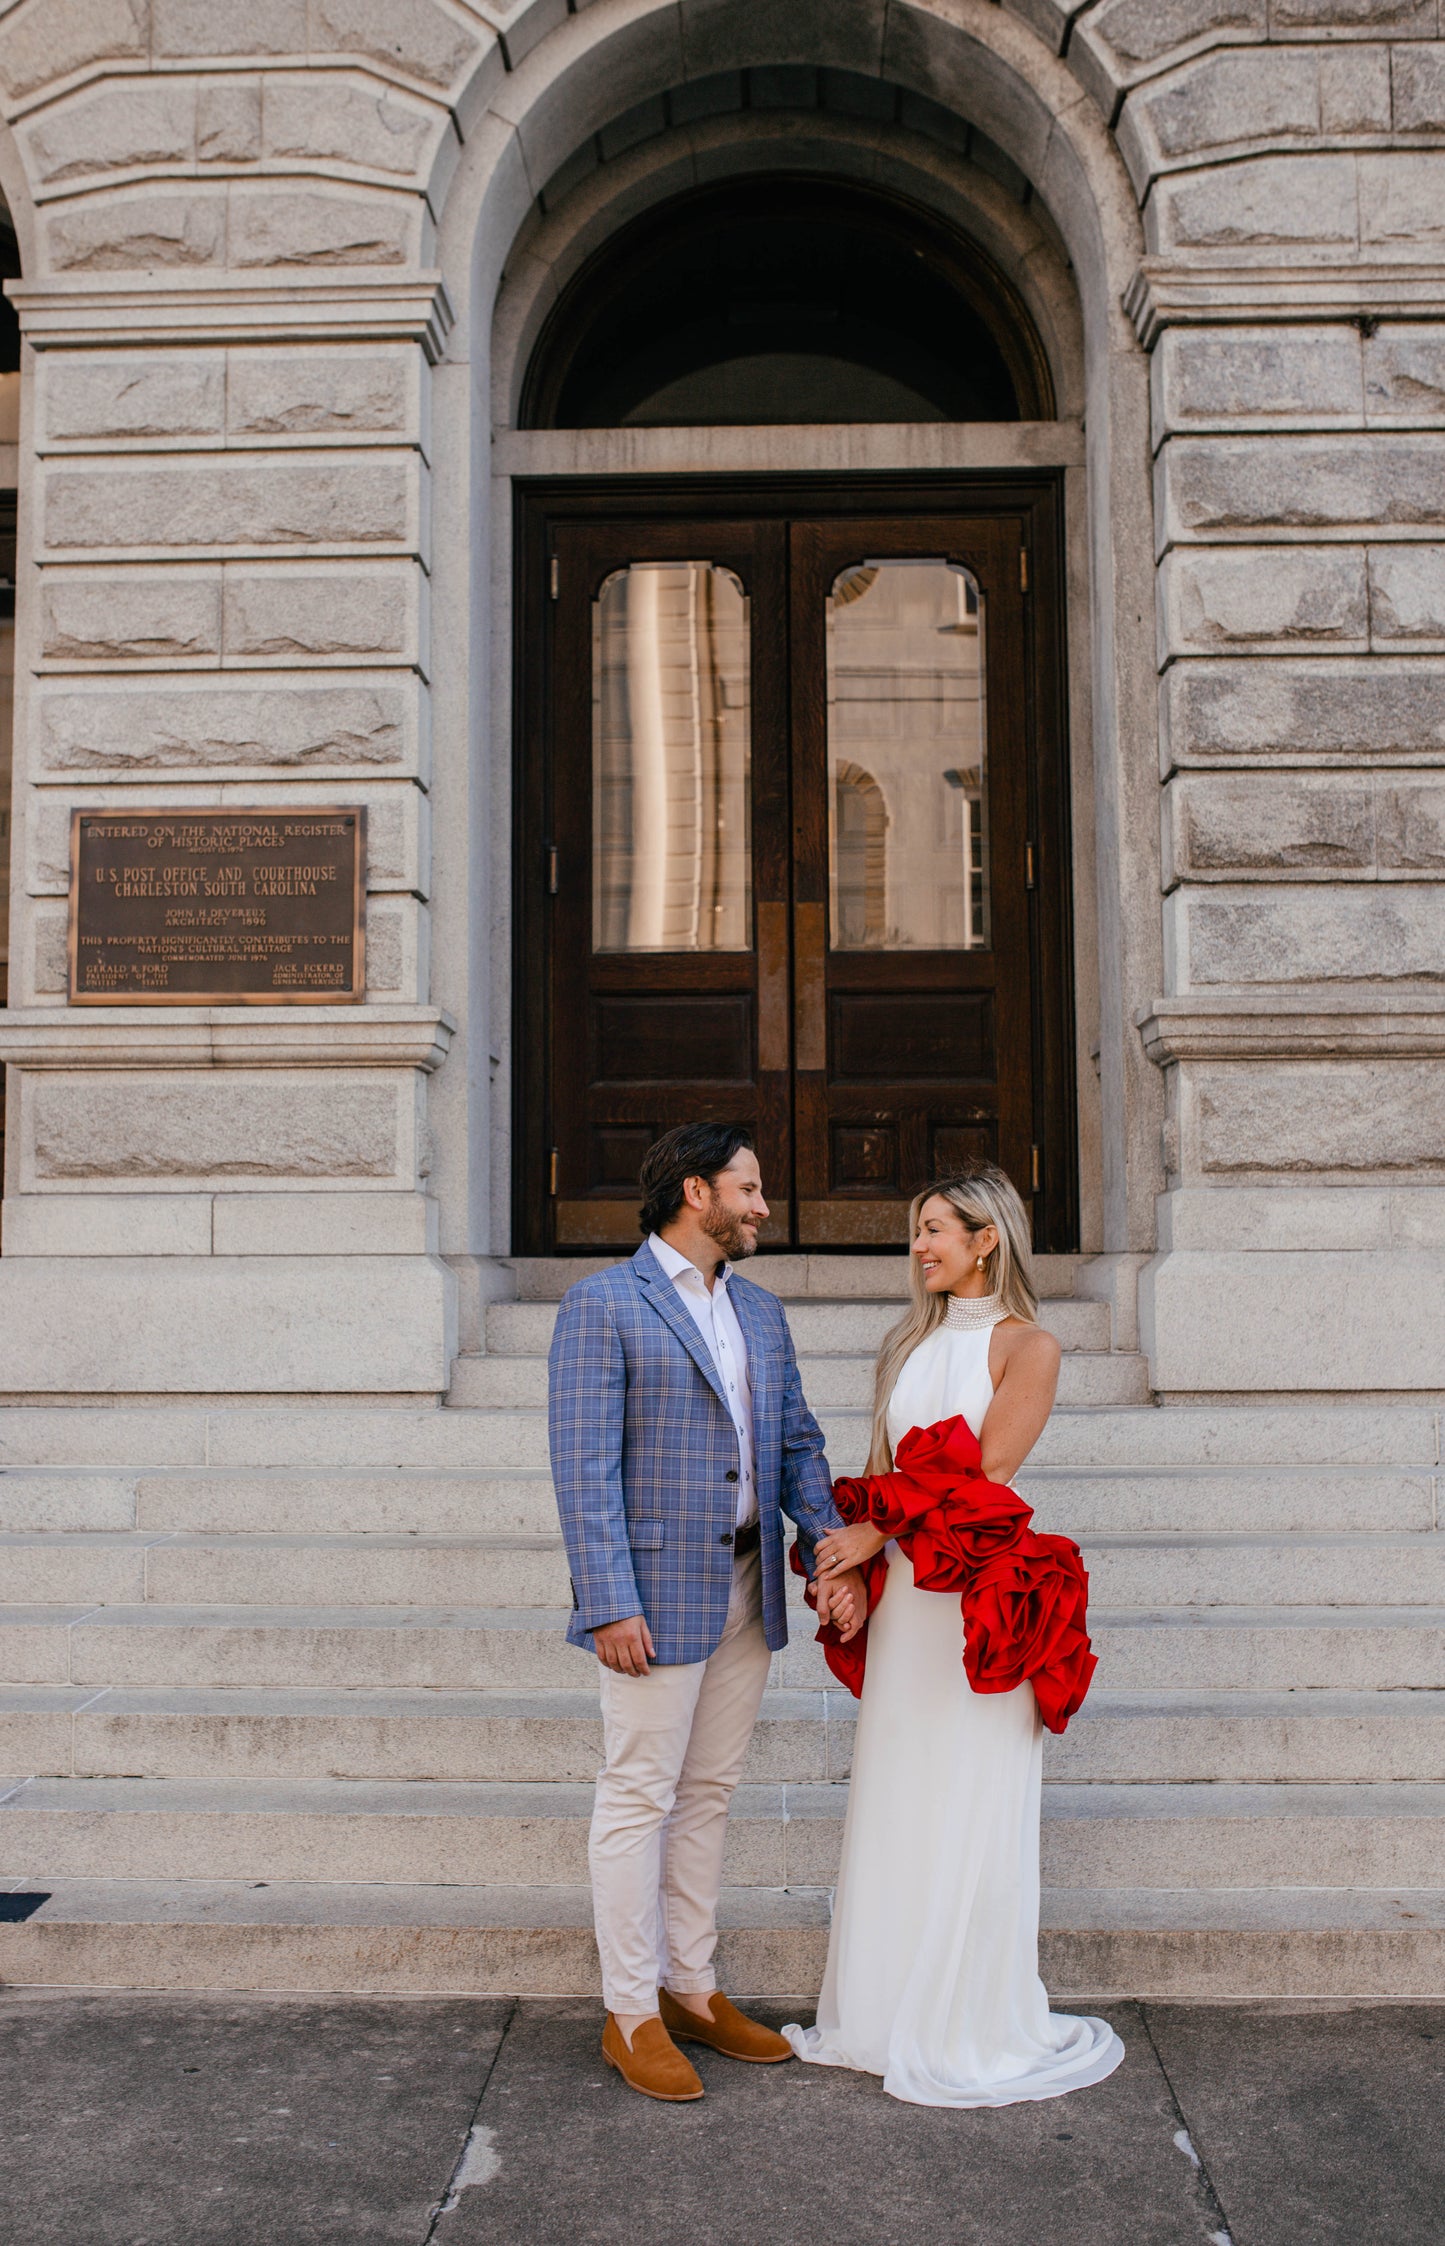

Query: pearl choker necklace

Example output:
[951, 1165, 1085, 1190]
[943, 1291, 1004, 1331]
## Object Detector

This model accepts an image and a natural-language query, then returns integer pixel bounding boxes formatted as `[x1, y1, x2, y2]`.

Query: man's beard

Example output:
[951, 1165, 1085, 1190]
[702, 1191, 759, 1262]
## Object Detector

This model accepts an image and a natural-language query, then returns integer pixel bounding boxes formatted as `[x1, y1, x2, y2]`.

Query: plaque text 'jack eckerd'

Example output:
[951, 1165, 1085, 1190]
[68, 809, 367, 1005]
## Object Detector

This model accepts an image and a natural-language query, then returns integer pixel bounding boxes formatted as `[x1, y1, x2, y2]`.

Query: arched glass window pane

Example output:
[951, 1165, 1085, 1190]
[826, 559, 988, 952]
[592, 562, 752, 952]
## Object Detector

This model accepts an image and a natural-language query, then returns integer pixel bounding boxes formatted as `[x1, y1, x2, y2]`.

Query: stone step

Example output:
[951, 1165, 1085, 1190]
[0, 1474, 141, 1533]
[0, 1460, 1423, 1540]
[132, 1473, 562, 1537]
[143, 1534, 566, 1610]
[1054, 1609, 1445, 1693]
[481, 1295, 1112, 1358]
[6, 1529, 1443, 1612]
[506, 1254, 1084, 1303]
[0, 1532, 170, 1605]
[3, 1776, 1442, 1892]
[1079, 1534, 1445, 1609]
[1024, 1468, 1436, 1537]
[451, 1342, 1147, 1411]
[5, 1602, 1441, 1695]
[0, 1401, 1434, 1475]
[0, 1875, 1441, 1999]
[4, 1684, 1444, 1785]
[0, 1684, 847, 1785]
[0, 1607, 596, 1692]
[0, 1877, 829, 1999]
[1044, 1887, 1445, 2001]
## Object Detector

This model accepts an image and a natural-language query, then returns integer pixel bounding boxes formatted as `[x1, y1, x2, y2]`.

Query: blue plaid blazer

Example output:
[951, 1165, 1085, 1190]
[548, 1241, 843, 1663]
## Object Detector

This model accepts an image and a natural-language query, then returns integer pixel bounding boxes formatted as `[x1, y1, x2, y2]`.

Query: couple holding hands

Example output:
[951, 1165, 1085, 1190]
[548, 1122, 1123, 2109]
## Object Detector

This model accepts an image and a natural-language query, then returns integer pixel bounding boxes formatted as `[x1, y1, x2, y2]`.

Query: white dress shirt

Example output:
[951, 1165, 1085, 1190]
[648, 1233, 759, 1530]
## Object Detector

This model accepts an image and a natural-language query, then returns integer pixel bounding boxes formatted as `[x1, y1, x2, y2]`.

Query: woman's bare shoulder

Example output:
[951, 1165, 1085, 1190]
[994, 1318, 1062, 1371]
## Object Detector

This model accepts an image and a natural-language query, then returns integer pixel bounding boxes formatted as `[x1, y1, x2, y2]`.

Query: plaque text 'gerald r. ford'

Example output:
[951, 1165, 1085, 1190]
[68, 808, 367, 1004]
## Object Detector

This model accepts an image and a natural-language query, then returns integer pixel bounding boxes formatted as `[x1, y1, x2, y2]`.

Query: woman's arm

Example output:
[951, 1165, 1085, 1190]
[980, 1322, 1061, 1482]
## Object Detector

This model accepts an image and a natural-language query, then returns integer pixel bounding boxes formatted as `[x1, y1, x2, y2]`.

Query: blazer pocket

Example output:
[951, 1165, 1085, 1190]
[629, 1520, 666, 1549]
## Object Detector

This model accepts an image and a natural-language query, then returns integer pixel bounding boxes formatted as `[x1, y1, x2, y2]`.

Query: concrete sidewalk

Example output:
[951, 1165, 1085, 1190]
[1, 1992, 1440, 2246]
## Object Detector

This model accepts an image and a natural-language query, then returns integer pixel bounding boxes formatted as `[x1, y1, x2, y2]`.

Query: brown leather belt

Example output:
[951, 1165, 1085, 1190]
[731, 1520, 761, 1556]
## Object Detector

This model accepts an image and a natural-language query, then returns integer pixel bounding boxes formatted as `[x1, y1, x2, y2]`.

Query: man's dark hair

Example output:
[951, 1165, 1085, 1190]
[638, 1123, 755, 1236]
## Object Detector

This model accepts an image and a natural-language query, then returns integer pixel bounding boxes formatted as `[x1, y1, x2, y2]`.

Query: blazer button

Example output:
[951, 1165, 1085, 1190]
[719, 1530, 734, 1546]
[724, 1469, 739, 1482]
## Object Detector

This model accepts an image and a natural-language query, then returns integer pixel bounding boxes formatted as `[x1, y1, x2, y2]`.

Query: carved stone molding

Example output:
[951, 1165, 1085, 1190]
[1126, 262, 1445, 350]
[8, 277, 457, 362]
[0, 1005, 455, 1072]
[1139, 997, 1445, 1064]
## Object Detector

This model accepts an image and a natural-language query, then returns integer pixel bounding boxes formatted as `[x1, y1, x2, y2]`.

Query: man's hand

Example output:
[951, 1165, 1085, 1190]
[815, 1566, 868, 1643]
[592, 1613, 655, 1676]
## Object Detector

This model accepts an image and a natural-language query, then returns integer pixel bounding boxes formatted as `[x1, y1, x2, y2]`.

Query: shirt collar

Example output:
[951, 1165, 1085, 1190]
[649, 1232, 730, 1291]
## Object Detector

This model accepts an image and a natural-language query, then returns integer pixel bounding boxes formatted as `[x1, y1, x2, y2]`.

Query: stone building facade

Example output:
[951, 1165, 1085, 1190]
[0, 0, 1441, 1995]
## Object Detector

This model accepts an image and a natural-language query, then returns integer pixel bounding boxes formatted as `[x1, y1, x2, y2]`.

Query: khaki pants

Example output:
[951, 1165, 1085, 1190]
[589, 1548, 771, 2016]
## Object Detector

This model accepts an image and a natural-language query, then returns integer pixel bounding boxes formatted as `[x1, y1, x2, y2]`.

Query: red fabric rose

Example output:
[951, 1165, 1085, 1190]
[893, 1415, 985, 1478]
[964, 1532, 1096, 1735]
[885, 1416, 1035, 1589]
[832, 1467, 923, 1536]
[795, 1415, 1099, 1731]
[907, 1488, 1034, 1590]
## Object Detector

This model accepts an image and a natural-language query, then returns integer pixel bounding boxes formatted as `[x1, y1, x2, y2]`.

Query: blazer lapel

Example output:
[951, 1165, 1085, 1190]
[631, 1241, 732, 1414]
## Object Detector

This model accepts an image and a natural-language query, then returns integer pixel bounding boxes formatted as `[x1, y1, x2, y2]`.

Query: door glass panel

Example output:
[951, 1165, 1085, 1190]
[592, 561, 752, 952]
[826, 558, 988, 950]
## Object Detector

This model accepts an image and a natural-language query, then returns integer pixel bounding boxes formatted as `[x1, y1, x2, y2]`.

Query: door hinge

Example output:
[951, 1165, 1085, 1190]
[1019, 547, 1030, 594]
[1031, 1143, 1041, 1193]
[1025, 842, 1036, 890]
[549, 1147, 559, 1197]
[546, 842, 558, 895]
[549, 555, 560, 601]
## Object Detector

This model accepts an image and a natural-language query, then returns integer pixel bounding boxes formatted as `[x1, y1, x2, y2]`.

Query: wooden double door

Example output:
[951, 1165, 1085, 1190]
[515, 478, 1075, 1254]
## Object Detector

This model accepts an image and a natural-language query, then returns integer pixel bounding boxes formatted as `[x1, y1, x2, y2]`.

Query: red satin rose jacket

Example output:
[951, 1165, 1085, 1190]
[794, 1414, 1097, 1735]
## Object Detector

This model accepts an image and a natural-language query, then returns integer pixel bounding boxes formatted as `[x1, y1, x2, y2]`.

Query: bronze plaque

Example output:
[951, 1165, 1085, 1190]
[68, 807, 366, 1004]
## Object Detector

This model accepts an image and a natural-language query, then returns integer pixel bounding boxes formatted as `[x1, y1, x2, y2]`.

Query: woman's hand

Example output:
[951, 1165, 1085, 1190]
[815, 1521, 888, 1576]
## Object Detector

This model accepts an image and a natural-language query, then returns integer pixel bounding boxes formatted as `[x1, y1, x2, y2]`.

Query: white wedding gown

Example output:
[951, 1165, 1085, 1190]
[784, 1304, 1124, 2106]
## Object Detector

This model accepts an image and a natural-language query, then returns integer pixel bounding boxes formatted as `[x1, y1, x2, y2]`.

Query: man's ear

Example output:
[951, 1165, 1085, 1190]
[681, 1173, 709, 1213]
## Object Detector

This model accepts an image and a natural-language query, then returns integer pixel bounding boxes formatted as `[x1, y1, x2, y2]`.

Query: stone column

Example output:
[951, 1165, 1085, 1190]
[1052, 17, 1445, 1396]
[0, 278, 457, 1396]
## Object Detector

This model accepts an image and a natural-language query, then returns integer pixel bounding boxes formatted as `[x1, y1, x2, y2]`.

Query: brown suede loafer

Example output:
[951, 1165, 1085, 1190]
[659, 1988, 793, 2063]
[601, 2013, 705, 2101]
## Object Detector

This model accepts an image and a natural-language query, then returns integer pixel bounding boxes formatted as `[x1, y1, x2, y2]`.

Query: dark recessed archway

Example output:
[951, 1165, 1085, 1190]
[520, 176, 1055, 428]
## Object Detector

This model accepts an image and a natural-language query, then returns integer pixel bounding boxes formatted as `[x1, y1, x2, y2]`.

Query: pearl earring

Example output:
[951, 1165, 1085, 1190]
[976, 1255, 986, 1270]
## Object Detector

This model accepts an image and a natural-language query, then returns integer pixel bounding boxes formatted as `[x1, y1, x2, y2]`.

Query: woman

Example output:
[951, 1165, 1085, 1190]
[783, 1165, 1124, 2106]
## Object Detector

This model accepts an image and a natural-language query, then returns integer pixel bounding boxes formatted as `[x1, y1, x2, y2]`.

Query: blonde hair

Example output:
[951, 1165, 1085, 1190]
[866, 1164, 1039, 1472]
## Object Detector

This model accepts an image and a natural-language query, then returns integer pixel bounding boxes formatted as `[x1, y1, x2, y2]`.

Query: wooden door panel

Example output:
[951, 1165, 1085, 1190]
[546, 516, 792, 1249]
[828, 992, 994, 1080]
[787, 516, 1035, 1243]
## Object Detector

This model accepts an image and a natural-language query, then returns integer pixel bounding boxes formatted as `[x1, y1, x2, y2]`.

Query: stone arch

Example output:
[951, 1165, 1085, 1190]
[491, 100, 1086, 433]
[516, 169, 1054, 427]
[428, 0, 1162, 1258]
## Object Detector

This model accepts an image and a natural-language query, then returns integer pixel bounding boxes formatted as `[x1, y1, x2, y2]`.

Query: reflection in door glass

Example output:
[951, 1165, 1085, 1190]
[593, 562, 751, 952]
[826, 559, 988, 950]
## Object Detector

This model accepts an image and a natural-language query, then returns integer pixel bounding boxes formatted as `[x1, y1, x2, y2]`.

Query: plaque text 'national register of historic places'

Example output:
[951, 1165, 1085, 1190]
[68, 809, 367, 1004]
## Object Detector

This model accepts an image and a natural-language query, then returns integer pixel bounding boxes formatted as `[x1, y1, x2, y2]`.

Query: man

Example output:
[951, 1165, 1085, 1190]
[548, 1123, 866, 2102]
